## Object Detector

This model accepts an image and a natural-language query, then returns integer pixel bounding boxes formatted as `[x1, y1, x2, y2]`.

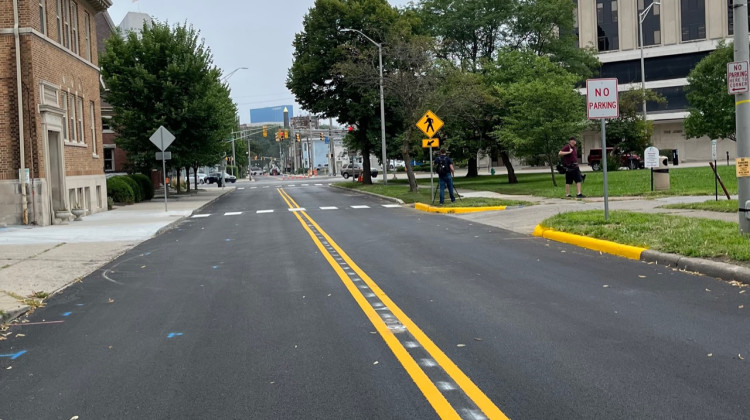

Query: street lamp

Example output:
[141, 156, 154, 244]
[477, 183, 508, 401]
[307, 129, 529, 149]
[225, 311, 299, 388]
[340, 28, 387, 185]
[639, 1, 660, 135]
[221, 66, 248, 83]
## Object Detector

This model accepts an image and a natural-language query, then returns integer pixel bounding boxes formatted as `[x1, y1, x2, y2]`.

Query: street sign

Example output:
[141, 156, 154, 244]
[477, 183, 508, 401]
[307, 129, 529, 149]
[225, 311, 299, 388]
[711, 140, 717, 160]
[727, 61, 749, 95]
[155, 152, 172, 160]
[644, 146, 660, 168]
[416, 110, 443, 138]
[586, 78, 619, 119]
[324, 136, 329, 144]
[149, 126, 175, 151]
[422, 138, 440, 148]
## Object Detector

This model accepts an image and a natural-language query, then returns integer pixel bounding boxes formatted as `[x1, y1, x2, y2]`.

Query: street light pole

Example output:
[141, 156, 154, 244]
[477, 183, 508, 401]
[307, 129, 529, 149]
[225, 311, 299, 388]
[340, 28, 387, 185]
[639, 2, 660, 137]
[221, 66, 248, 83]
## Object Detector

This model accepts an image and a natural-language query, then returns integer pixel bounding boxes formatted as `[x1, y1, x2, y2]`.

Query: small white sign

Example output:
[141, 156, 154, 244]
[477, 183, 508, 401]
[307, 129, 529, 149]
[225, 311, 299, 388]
[727, 61, 749, 95]
[149, 126, 176, 151]
[155, 152, 172, 160]
[586, 78, 619, 119]
[711, 139, 717, 160]
[644, 146, 660, 168]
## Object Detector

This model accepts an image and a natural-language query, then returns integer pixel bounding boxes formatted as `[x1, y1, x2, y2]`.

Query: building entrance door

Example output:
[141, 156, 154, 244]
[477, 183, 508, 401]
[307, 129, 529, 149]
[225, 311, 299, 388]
[46, 131, 65, 220]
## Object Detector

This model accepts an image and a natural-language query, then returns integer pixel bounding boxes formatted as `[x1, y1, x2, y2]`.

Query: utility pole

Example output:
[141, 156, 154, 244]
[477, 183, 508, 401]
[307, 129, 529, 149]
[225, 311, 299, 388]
[734, 0, 750, 233]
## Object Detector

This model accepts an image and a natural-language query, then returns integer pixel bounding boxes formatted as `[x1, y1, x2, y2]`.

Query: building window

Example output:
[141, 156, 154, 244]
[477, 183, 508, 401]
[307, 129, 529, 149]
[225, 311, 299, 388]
[90, 101, 97, 155]
[681, 0, 706, 41]
[69, 94, 77, 142]
[597, 0, 619, 51]
[84, 12, 91, 61]
[70, 2, 79, 54]
[39, 0, 47, 35]
[61, 91, 69, 140]
[638, 0, 662, 47]
[77, 97, 84, 143]
[573, 0, 579, 48]
[62, 0, 71, 48]
[56, 0, 62, 42]
[104, 148, 114, 171]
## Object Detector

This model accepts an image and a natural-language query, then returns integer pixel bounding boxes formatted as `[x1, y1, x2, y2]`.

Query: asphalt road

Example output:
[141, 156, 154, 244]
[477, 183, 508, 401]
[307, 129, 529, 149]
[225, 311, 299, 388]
[1, 177, 748, 419]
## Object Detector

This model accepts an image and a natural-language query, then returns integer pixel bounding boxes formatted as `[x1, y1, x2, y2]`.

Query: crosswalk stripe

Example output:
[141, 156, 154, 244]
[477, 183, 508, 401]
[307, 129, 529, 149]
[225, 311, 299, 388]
[257, 210, 274, 214]
[191, 214, 211, 218]
[288, 208, 306, 212]
[224, 212, 243, 216]
[320, 206, 338, 210]
[382, 204, 401, 208]
[351, 205, 370, 209]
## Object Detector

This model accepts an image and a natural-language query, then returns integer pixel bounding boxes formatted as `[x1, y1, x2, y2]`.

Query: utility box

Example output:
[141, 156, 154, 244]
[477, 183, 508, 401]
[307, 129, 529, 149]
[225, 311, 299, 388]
[654, 156, 670, 191]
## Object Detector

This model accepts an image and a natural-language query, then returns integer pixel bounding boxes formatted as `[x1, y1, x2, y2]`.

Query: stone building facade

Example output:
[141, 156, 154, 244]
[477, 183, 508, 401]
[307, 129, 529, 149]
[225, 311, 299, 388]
[0, 0, 111, 226]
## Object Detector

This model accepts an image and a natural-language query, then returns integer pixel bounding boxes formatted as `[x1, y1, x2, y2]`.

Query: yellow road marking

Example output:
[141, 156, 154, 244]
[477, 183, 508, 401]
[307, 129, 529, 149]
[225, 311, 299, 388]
[277, 188, 509, 420]
[736, 99, 750, 106]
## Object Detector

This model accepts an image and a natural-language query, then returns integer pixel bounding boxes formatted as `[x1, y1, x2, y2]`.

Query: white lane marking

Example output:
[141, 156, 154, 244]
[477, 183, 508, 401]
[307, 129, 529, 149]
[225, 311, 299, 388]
[364, 292, 376, 298]
[288, 208, 306, 212]
[191, 214, 211, 218]
[251, 187, 258, 189]
[382, 204, 401, 208]
[436, 381, 457, 391]
[404, 341, 419, 348]
[238, 187, 245, 190]
[314, 183, 323, 186]
[224, 212, 243, 216]
[320, 206, 338, 210]
[420, 359, 438, 367]
[351, 205, 370, 209]
[256, 210, 274, 214]
[301, 184, 309, 186]
[460, 409, 488, 420]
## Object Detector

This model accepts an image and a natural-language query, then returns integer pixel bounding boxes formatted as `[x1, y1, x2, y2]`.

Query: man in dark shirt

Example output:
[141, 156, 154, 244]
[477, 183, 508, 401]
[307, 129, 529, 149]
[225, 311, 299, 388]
[558, 136, 585, 198]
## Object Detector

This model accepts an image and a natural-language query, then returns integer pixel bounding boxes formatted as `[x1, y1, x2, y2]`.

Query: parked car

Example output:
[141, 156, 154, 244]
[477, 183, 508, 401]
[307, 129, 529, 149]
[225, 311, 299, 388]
[587, 148, 643, 171]
[250, 167, 265, 176]
[341, 163, 378, 180]
[205, 171, 237, 184]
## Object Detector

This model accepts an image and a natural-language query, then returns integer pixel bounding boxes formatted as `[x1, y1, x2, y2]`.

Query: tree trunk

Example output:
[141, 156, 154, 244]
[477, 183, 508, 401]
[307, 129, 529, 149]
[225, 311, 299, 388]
[500, 150, 517, 183]
[362, 141, 373, 185]
[550, 165, 558, 187]
[466, 156, 478, 177]
[403, 151, 418, 192]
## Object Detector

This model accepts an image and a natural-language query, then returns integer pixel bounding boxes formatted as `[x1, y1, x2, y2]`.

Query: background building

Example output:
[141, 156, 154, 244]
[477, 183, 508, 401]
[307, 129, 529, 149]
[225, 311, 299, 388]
[250, 105, 295, 124]
[576, 0, 736, 164]
[1, 0, 111, 226]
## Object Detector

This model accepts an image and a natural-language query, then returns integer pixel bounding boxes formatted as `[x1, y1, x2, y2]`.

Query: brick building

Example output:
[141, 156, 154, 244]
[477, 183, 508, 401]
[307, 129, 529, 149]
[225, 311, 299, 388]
[1, 0, 111, 226]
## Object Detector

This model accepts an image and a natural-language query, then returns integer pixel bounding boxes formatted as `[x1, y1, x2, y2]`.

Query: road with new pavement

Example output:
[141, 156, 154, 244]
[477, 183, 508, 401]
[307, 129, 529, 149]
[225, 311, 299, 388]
[1, 176, 747, 419]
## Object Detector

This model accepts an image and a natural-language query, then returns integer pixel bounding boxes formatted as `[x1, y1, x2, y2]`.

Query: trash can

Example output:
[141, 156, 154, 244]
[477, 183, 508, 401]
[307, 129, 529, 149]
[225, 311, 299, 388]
[654, 156, 670, 191]
[672, 149, 679, 166]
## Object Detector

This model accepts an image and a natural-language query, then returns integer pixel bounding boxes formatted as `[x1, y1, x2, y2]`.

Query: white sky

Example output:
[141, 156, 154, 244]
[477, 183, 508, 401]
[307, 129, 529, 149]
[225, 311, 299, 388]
[106, 0, 413, 125]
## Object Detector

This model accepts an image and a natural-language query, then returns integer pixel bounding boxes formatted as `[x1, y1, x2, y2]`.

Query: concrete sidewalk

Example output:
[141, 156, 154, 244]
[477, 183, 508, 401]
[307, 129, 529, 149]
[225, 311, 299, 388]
[0, 186, 233, 322]
[0, 180, 745, 323]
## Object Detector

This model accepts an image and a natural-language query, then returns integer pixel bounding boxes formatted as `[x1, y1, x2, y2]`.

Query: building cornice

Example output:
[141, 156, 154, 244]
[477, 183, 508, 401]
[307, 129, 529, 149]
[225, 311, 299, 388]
[84, 0, 112, 13]
[0, 28, 101, 72]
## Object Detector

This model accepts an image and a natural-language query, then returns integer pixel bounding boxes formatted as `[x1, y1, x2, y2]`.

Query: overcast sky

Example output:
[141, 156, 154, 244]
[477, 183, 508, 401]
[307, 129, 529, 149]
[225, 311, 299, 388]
[106, 0, 413, 125]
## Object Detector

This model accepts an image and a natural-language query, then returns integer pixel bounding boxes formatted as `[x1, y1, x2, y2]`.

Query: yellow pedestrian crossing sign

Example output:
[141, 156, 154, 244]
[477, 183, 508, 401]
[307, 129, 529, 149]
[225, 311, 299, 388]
[416, 110, 443, 138]
[422, 138, 440, 148]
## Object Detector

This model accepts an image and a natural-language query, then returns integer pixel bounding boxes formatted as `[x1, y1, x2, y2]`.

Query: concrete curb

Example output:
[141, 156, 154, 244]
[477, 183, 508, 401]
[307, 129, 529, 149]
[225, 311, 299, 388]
[415, 202, 507, 214]
[533, 225, 750, 285]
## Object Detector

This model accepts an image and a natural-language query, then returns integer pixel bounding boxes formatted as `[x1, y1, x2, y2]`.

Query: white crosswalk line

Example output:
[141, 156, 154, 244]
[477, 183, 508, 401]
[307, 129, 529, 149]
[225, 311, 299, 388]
[256, 210, 274, 214]
[320, 206, 338, 210]
[224, 212, 243, 216]
[191, 214, 211, 218]
[382, 204, 401, 208]
[288, 208, 306, 212]
[351, 205, 370, 209]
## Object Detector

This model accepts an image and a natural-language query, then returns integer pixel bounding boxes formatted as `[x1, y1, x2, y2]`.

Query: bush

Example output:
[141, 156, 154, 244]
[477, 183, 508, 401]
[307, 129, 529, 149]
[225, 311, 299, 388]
[129, 173, 154, 200]
[107, 196, 114, 210]
[107, 176, 135, 204]
[121, 176, 143, 202]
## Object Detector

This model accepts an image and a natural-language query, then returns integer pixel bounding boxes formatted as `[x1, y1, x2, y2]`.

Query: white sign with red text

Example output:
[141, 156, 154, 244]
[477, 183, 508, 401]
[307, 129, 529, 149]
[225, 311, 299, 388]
[727, 61, 749, 95]
[586, 78, 619, 119]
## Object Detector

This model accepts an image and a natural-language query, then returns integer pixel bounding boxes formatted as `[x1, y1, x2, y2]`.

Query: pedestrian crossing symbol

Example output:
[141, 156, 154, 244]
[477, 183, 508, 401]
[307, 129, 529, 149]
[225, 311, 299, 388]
[416, 110, 443, 138]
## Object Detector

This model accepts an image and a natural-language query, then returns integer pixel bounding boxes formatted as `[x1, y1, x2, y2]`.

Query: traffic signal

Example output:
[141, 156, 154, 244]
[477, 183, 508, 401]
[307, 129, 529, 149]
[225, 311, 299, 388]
[275, 131, 281, 141]
[284, 130, 289, 139]
[263, 126, 267, 137]
[320, 132, 324, 140]
[295, 133, 301, 142]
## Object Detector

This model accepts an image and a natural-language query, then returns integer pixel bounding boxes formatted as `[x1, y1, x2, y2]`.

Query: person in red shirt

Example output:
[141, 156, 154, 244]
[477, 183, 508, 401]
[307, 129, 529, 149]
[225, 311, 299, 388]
[558, 136, 585, 198]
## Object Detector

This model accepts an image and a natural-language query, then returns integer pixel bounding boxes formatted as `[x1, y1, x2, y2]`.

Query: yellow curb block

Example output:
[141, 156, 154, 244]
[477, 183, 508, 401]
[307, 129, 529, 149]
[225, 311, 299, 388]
[415, 202, 507, 214]
[532, 225, 647, 260]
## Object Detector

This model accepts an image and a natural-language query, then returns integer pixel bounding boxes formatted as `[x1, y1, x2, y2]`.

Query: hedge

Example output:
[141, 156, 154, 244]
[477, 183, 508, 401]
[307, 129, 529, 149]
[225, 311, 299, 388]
[129, 173, 154, 200]
[106, 176, 135, 204]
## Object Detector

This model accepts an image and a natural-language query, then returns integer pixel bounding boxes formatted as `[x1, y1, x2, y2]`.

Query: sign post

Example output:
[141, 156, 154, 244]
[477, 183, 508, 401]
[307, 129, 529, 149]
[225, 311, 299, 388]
[586, 78, 619, 220]
[417, 111, 444, 203]
[149, 126, 176, 212]
[712, 140, 718, 201]
[644, 146, 659, 191]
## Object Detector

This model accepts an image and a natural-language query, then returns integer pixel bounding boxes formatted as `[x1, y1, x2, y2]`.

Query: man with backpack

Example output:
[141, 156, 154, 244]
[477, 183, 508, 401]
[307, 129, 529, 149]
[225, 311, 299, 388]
[434, 148, 455, 204]
[559, 136, 585, 198]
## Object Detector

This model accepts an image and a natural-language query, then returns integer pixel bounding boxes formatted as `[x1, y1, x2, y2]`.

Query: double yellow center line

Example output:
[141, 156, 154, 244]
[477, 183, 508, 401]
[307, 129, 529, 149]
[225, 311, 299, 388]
[277, 189, 509, 420]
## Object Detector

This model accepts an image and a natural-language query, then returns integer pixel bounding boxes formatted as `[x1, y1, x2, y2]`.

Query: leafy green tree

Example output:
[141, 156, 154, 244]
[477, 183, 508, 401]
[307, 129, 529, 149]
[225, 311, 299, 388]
[100, 21, 236, 190]
[494, 57, 587, 186]
[287, 0, 403, 184]
[685, 42, 735, 141]
[603, 88, 665, 157]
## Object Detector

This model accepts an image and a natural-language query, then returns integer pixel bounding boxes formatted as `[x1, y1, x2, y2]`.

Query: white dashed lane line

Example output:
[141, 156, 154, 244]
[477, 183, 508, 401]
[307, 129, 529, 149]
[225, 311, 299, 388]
[191, 214, 211, 218]
[351, 205, 370, 209]
[256, 210, 274, 214]
[320, 206, 338, 210]
[191, 204, 401, 219]
[224, 212, 243, 216]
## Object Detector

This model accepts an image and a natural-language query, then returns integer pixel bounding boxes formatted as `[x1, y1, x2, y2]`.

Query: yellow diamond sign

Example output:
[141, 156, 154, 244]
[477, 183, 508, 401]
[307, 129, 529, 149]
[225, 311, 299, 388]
[416, 110, 443, 138]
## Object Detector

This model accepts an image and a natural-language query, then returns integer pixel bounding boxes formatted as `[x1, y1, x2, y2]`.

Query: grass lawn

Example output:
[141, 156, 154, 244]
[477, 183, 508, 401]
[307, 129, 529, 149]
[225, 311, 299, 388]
[540, 210, 750, 262]
[661, 199, 738, 213]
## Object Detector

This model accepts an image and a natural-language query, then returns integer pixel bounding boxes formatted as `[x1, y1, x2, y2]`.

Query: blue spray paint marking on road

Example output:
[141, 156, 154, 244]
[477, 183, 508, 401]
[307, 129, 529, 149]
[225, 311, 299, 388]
[167, 333, 184, 338]
[62, 312, 72, 317]
[75, 304, 84, 306]
[0, 350, 27, 360]
[225, 238, 232, 242]
[212, 266, 218, 269]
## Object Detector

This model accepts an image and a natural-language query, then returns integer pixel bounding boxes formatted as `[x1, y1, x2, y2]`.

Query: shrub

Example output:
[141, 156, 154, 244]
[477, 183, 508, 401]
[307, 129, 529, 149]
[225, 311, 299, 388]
[129, 173, 154, 200]
[107, 196, 114, 210]
[120, 175, 143, 202]
[107, 176, 135, 204]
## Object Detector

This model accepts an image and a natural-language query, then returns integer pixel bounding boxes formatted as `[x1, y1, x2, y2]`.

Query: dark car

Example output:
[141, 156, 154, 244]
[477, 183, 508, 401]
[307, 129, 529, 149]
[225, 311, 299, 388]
[587, 148, 643, 171]
[205, 171, 237, 184]
[341, 163, 378, 180]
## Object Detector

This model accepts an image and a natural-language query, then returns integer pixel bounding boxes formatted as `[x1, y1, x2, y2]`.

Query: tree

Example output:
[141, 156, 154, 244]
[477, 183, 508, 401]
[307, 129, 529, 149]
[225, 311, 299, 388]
[494, 57, 587, 186]
[603, 88, 665, 157]
[685, 42, 735, 141]
[287, 0, 402, 185]
[100, 21, 236, 191]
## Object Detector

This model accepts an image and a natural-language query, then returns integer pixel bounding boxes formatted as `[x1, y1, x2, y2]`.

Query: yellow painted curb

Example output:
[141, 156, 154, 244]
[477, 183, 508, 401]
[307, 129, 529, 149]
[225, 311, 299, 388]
[415, 202, 506, 214]
[533, 225, 646, 260]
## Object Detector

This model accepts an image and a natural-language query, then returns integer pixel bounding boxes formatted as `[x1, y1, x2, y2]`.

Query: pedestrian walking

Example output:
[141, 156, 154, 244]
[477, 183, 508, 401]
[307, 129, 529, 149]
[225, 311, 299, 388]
[559, 136, 585, 198]
[434, 148, 455, 204]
